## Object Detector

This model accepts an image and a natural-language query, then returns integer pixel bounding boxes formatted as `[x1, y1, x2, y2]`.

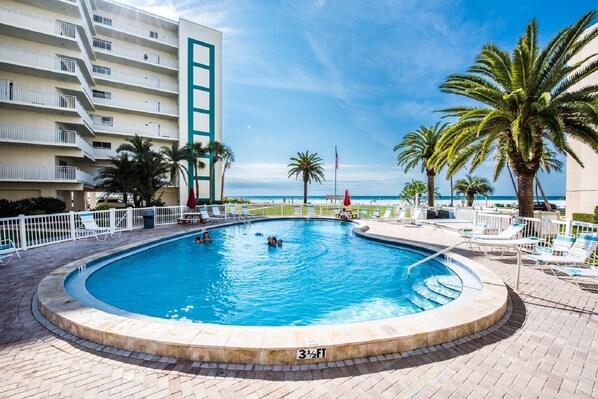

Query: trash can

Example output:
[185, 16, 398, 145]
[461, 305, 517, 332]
[142, 209, 155, 229]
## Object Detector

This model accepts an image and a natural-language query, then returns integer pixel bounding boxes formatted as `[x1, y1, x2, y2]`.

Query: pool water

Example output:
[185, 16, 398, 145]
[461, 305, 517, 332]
[69, 219, 461, 326]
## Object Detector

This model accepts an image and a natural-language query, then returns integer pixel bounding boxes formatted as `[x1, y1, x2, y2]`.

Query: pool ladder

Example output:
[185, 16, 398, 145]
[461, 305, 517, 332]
[406, 240, 466, 277]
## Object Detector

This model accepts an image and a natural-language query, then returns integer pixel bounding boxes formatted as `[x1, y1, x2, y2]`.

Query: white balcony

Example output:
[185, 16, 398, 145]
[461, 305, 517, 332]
[93, 96, 178, 118]
[0, 124, 96, 160]
[0, 7, 94, 78]
[93, 40, 178, 72]
[0, 164, 95, 186]
[92, 120, 178, 140]
[93, 147, 118, 160]
[0, 45, 94, 105]
[0, 86, 93, 128]
[94, 17, 178, 48]
[92, 68, 178, 95]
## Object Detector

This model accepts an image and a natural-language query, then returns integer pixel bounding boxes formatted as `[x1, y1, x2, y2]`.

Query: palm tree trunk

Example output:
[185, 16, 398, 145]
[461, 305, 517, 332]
[517, 173, 535, 217]
[209, 162, 215, 204]
[426, 171, 436, 207]
[194, 161, 199, 202]
[220, 167, 226, 200]
[303, 177, 308, 204]
[467, 194, 474, 207]
[535, 176, 552, 211]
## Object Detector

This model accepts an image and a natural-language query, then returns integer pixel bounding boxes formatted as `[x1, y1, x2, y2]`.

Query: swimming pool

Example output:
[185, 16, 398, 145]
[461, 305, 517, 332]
[66, 219, 462, 326]
[38, 217, 508, 365]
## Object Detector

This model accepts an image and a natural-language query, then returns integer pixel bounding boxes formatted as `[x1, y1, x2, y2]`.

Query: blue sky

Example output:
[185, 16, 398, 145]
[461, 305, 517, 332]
[123, 0, 596, 197]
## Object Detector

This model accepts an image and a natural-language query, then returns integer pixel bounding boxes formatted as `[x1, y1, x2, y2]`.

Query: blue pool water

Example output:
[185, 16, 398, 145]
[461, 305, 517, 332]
[68, 219, 462, 326]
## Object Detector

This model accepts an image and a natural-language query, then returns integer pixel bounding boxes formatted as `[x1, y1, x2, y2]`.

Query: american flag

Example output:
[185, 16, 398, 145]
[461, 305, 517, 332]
[335, 146, 339, 170]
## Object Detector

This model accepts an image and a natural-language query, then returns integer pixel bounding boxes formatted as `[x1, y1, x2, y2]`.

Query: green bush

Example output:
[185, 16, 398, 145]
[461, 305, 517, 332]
[0, 197, 66, 217]
[572, 213, 595, 223]
[594, 206, 598, 224]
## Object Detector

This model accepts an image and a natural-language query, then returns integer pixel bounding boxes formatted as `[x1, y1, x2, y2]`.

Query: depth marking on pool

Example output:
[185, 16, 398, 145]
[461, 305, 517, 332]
[297, 348, 327, 360]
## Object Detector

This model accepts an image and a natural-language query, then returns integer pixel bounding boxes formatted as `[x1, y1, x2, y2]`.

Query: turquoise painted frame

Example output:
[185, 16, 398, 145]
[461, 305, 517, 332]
[187, 38, 215, 201]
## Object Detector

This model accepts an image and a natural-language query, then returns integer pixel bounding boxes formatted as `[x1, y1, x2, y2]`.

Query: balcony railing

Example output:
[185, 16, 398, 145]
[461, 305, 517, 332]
[94, 17, 178, 46]
[93, 96, 178, 116]
[92, 120, 178, 139]
[0, 45, 94, 100]
[0, 164, 95, 185]
[93, 40, 178, 70]
[0, 86, 93, 127]
[0, 124, 95, 158]
[92, 68, 178, 92]
[92, 147, 118, 160]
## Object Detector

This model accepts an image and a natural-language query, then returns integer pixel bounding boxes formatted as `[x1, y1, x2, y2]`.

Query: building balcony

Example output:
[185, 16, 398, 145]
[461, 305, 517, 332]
[92, 96, 178, 118]
[93, 40, 178, 75]
[93, 147, 118, 160]
[0, 45, 95, 108]
[0, 164, 95, 186]
[92, 68, 178, 97]
[94, 16, 178, 53]
[92, 120, 178, 141]
[0, 124, 95, 161]
[0, 6, 95, 80]
[0, 86, 94, 130]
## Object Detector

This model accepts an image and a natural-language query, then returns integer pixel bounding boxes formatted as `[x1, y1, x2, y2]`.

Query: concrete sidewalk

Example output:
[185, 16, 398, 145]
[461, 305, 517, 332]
[0, 221, 596, 398]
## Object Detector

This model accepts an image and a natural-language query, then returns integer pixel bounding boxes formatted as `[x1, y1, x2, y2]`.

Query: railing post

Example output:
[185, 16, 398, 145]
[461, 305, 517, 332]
[153, 206, 157, 225]
[18, 214, 27, 250]
[126, 207, 133, 231]
[109, 208, 116, 234]
[565, 218, 573, 236]
[69, 211, 76, 241]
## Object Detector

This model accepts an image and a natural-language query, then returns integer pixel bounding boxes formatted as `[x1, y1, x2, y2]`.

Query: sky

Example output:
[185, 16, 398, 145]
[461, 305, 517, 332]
[122, 0, 597, 197]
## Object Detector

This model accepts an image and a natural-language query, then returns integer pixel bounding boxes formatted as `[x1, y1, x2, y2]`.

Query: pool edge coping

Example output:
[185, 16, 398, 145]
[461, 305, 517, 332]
[36, 217, 508, 365]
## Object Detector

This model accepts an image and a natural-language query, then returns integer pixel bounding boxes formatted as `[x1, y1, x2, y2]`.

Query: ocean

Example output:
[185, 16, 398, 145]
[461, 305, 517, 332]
[232, 195, 566, 207]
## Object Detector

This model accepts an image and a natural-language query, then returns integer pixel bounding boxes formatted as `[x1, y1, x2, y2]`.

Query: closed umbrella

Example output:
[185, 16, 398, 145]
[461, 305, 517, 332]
[186, 188, 196, 209]
[343, 189, 351, 207]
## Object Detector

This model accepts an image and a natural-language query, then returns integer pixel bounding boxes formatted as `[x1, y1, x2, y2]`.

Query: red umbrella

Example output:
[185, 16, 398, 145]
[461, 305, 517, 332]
[343, 189, 351, 207]
[186, 187, 196, 209]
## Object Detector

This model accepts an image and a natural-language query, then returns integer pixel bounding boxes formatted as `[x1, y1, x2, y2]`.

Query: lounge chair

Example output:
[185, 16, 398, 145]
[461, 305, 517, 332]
[210, 205, 227, 219]
[358, 208, 368, 218]
[407, 208, 423, 225]
[534, 234, 575, 255]
[199, 208, 215, 222]
[379, 208, 392, 221]
[225, 204, 239, 219]
[0, 239, 21, 264]
[241, 204, 256, 218]
[461, 222, 487, 238]
[370, 208, 380, 219]
[293, 205, 302, 216]
[466, 222, 526, 240]
[393, 208, 407, 224]
[307, 204, 316, 216]
[524, 233, 598, 267]
[78, 212, 121, 240]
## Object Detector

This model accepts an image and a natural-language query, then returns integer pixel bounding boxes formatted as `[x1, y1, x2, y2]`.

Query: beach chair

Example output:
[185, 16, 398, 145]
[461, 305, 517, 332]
[226, 204, 239, 219]
[293, 205, 302, 216]
[210, 205, 227, 219]
[370, 208, 380, 219]
[199, 208, 215, 223]
[0, 239, 21, 264]
[407, 208, 423, 225]
[307, 204, 316, 216]
[358, 208, 368, 218]
[241, 204, 256, 218]
[461, 222, 487, 238]
[78, 212, 121, 240]
[534, 234, 575, 256]
[379, 208, 392, 221]
[466, 222, 526, 240]
[524, 233, 598, 267]
[393, 208, 407, 224]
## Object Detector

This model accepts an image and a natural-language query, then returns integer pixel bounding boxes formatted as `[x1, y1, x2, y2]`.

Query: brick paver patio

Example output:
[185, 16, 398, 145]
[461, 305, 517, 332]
[0, 220, 596, 398]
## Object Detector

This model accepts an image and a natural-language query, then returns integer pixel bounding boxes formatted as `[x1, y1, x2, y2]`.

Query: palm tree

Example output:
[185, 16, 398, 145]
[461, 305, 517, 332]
[95, 152, 139, 206]
[432, 12, 598, 217]
[219, 144, 234, 199]
[454, 175, 494, 207]
[157, 143, 193, 203]
[399, 179, 427, 206]
[206, 141, 226, 203]
[394, 122, 448, 207]
[189, 142, 207, 200]
[288, 151, 325, 204]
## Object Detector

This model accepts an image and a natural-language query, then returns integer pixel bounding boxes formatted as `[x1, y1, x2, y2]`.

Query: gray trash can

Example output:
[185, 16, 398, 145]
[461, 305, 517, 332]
[142, 209, 155, 229]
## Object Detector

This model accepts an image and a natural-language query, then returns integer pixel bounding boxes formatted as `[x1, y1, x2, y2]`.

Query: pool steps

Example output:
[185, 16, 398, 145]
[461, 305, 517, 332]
[407, 275, 463, 311]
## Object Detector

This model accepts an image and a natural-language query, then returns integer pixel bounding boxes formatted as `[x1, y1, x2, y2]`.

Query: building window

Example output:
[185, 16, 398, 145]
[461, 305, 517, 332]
[92, 65, 111, 75]
[150, 30, 158, 39]
[92, 141, 112, 149]
[93, 90, 112, 100]
[92, 38, 112, 51]
[92, 115, 114, 126]
[93, 15, 112, 26]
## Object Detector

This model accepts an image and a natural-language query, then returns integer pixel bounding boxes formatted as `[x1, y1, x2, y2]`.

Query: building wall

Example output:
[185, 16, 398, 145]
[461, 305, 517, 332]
[0, 0, 222, 208]
[566, 24, 598, 217]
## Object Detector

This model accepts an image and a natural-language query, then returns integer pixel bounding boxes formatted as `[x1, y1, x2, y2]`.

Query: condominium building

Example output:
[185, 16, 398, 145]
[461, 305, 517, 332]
[0, 0, 222, 209]
[566, 24, 598, 217]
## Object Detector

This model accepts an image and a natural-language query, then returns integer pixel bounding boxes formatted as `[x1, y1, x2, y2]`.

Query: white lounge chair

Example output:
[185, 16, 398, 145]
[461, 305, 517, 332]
[358, 208, 368, 218]
[293, 205, 302, 216]
[393, 208, 407, 224]
[370, 208, 380, 219]
[199, 208, 214, 222]
[78, 212, 120, 240]
[225, 204, 239, 219]
[210, 205, 227, 219]
[534, 234, 575, 256]
[525, 233, 598, 267]
[407, 208, 423, 225]
[241, 204, 256, 218]
[307, 204, 316, 216]
[0, 239, 21, 264]
[466, 222, 526, 240]
[379, 208, 392, 221]
[461, 222, 487, 238]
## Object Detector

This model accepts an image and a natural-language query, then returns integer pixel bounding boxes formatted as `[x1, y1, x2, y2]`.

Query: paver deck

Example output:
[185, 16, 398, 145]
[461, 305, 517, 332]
[0, 220, 596, 398]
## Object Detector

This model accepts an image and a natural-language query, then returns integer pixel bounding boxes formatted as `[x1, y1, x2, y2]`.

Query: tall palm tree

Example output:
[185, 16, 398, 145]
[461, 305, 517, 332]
[158, 142, 193, 203]
[95, 152, 139, 206]
[288, 151, 325, 204]
[431, 12, 598, 217]
[206, 141, 226, 203]
[189, 142, 207, 200]
[399, 179, 427, 206]
[394, 122, 448, 207]
[219, 144, 234, 199]
[454, 175, 494, 207]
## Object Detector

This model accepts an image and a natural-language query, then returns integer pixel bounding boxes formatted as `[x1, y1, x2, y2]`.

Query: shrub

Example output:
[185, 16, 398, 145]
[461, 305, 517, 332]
[572, 213, 595, 224]
[0, 197, 66, 217]
[92, 205, 115, 211]
[594, 206, 598, 224]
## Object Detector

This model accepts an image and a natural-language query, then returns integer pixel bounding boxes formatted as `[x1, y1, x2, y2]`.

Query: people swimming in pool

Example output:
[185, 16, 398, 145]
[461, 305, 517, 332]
[267, 236, 277, 246]
[277, 239, 283, 246]
[338, 208, 350, 222]
[202, 231, 212, 243]
[195, 236, 202, 244]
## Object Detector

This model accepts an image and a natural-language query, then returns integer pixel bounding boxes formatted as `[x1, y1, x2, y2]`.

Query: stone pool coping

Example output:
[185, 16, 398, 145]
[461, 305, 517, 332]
[37, 218, 507, 365]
